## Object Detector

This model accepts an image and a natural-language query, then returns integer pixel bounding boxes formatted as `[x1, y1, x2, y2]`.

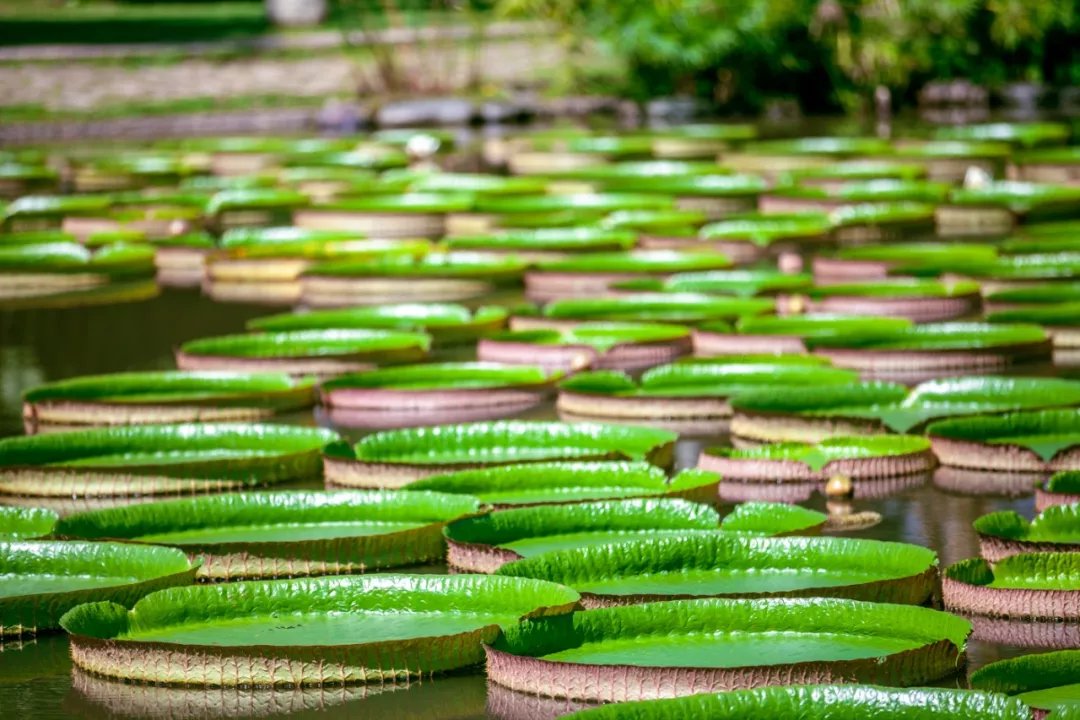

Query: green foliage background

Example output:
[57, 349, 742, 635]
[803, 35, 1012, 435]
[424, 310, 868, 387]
[498, 0, 1080, 112]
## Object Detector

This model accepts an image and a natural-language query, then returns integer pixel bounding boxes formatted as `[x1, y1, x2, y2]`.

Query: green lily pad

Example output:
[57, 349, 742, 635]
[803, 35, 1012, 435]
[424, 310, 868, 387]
[5, 195, 113, 220]
[491, 322, 690, 353]
[731, 314, 914, 340]
[0, 507, 57, 540]
[742, 137, 893, 157]
[0, 423, 338, 496]
[934, 122, 1071, 148]
[445, 228, 636, 253]
[545, 161, 725, 183]
[829, 202, 938, 226]
[179, 329, 431, 360]
[314, 192, 474, 214]
[59, 573, 580, 685]
[707, 435, 932, 472]
[247, 303, 507, 344]
[651, 123, 757, 141]
[948, 182, 1080, 214]
[783, 160, 929, 182]
[988, 302, 1080, 326]
[496, 533, 937, 604]
[561, 685, 1030, 719]
[976, 504, 1080, 545]
[600, 209, 708, 234]
[408, 173, 548, 196]
[595, 174, 767, 197]
[928, 409, 1080, 462]
[487, 598, 966, 700]
[560, 362, 858, 399]
[404, 461, 717, 507]
[55, 490, 481, 579]
[946, 552, 1080, 591]
[536, 250, 731, 274]
[445, 498, 722, 560]
[827, 241, 999, 267]
[971, 649, 1080, 714]
[730, 381, 910, 418]
[542, 293, 774, 324]
[205, 189, 309, 216]
[23, 371, 316, 417]
[0, 242, 155, 277]
[771, 179, 951, 204]
[645, 269, 813, 296]
[806, 278, 981, 299]
[1, 540, 196, 634]
[810, 322, 1048, 351]
[322, 362, 557, 392]
[700, 212, 832, 247]
[950, 253, 1080, 281]
[347, 420, 676, 467]
[1048, 471, 1080, 494]
[304, 253, 526, 280]
[475, 193, 674, 215]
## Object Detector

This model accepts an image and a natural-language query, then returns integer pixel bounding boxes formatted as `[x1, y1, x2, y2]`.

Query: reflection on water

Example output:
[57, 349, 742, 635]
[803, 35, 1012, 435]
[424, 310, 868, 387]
[0, 286, 1071, 718]
[67, 670, 488, 720]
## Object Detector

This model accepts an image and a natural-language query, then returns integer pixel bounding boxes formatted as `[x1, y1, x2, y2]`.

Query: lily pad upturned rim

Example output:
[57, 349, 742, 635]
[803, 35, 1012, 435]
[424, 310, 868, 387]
[474, 193, 675, 215]
[59, 573, 581, 686]
[927, 408, 1080, 464]
[541, 293, 775, 323]
[808, 322, 1048, 351]
[489, 322, 692, 352]
[495, 532, 938, 606]
[804, 278, 982, 299]
[974, 504, 1080, 558]
[485, 597, 968, 702]
[562, 685, 1029, 720]
[0, 539, 197, 634]
[302, 253, 526, 279]
[942, 553, 1080, 619]
[444, 228, 637, 252]
[970, 648, 1080, 705]
[703, 435, 934, 476]
[308, 192, 474, 214]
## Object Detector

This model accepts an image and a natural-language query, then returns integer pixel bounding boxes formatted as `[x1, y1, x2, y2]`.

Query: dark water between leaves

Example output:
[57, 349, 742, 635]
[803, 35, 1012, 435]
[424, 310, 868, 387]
[0, 289, 1046, 719]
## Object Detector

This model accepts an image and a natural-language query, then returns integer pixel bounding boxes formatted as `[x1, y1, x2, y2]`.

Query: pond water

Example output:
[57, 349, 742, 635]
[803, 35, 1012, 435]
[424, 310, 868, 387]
[0, 287, 1046, 719]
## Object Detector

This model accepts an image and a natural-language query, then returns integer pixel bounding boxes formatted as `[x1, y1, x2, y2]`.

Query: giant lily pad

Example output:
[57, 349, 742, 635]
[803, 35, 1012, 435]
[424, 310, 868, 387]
[794, 279, 983, 322]
[699, 212, 833, 248]
[474, 193, 673, 216]
[176, 329, 430, 376]
[445, 498, 826, 573]
[496, 533, 938, 607]
[526, 251, 732, 302]
[536, 293, 774, 326]
[975, 504, 1080, 563]
[247, 303, 507, 346]
[630, 269, 813, 297]
[934, 122, 1070, 148]
[478, 323, 692, 373]
[445, 228, 636, 257]
[0, 506, 57, 540]
[988, 303, 1080, 347]
[322, 420, 676, 489]
[784, 160, 929, 183]
[1037, 471, 1080, 513]
[300, 253, 525, 306]
[294, 194, 473, 239]
[694, 314, 914, 356]
[813, 241, 1000, 281]
[0, 242, 155, 281]
[810, 323, 1052, 382]
[320, 362, 558, 428]
[0, 423, 338, 497]
[404, 461, 719, 508]
[59, 573, 580, 685]
[22, 371, 317, 428]
[701, 435, 935, 483]
[55, 490, 480, 580]
[485, 598, 966, 701]
[728, 381, 909, 444]
[1, 540, 196, 635]
[971, 649, 1080, 717]
[556, 362, 859, 429]
[928, 409, 1080, 472]
[561, 685, 1030, 719]
[764, 179, 951, 209]
[943, 552, 1080, 620]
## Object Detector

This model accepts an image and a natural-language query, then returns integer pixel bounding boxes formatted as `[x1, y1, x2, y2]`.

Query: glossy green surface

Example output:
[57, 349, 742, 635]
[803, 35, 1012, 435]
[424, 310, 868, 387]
[709, 435, 930, 471]
[946, 553, 1080, 591]
[543, 293, 774, 323]
[23, 371, 315, 406]
[928, 409, 1080, 461]
[322, 363, 554, 392]
[180, 329, 431, 358]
